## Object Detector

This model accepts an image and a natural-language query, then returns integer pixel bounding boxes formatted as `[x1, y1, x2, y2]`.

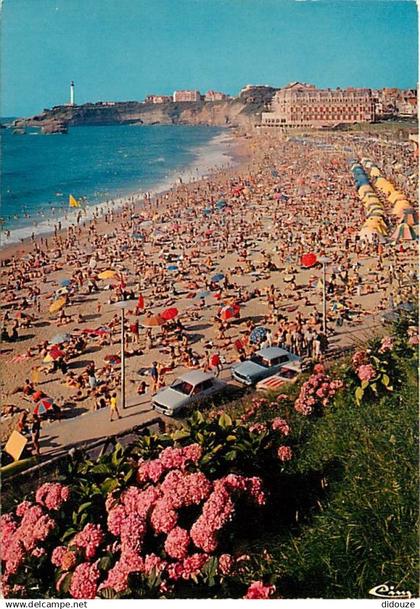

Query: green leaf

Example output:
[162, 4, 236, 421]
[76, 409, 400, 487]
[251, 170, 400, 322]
[91, 463, 112, 475]
[361, 380, 370, 390]
[99, 587, 120, 599]
[382, 374, 390, 386]
[171, 429, 190, 441]
[123, 469, 135, 483]
[77, 501, 92, 514]
[226, 435, 237, 442]
[355, 386, 364, 404]
[99, 556, 113, 571]
[101, 478, 120, 494]
[60, 528, 77, 542]
[59, 572, 72, 594]
[218, 413, 232, 429]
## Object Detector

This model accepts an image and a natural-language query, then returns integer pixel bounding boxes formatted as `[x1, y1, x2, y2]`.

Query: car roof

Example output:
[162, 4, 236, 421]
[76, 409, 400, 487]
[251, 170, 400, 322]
[175, 371, 217, 385]
[256, 347, 291, 358]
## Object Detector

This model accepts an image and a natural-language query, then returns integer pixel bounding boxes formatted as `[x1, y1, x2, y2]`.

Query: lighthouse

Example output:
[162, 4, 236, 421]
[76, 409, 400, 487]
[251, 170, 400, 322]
[70, 81, 75, 106]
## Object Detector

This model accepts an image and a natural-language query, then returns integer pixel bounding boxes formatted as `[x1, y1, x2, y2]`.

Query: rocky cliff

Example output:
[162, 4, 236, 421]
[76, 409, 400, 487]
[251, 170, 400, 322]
[13, 91, 278, 131]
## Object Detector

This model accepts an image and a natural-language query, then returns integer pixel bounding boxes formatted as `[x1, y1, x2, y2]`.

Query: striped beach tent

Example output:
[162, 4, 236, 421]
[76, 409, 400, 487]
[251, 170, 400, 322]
[390, 222, 418, 242]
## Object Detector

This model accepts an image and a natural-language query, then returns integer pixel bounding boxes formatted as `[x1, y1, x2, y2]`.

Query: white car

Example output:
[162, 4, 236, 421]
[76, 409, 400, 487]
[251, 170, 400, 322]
[152, 371, 226, 417]
[256, 361, 301, 394]
[231, 346, 300, 386]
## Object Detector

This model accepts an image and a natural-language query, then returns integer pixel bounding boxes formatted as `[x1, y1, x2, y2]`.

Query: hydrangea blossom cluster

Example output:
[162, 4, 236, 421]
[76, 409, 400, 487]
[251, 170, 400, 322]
[2, 443, 267, 599]
[357, 364, 377, 382]
[73, 524, 105, 560]
[241, 397, 270, 422]
[271, 418, 290, 436]
[0, 504, 56, 582]
[379, 336, 394, 353]
[35, 483, 70, 511]
[244, 580, 276, 599]
[294, 366, 344, 416]
[69, 562, 100, 599]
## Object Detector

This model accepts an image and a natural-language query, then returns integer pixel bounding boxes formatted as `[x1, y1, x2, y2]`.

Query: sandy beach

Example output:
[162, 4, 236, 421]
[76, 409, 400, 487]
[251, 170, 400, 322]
[0, 128, 417, 448]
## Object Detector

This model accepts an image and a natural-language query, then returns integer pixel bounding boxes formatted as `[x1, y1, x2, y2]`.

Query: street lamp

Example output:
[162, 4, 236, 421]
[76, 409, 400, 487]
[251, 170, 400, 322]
[318, 256, 331, 334]
[112, 300, 133, 409]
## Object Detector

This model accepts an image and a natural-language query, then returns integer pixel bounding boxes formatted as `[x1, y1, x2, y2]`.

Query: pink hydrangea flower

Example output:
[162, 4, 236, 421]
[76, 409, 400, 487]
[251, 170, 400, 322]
[271, 417, 290, 436]
[218, 553, 234, 575]
[73, 523, 104, 560]
[352, 350, 368, 367]
[144, 553, 167, 575]
[51, 545, 67, 567]
[150, 498, 178, 534]
[164, 526, 190, 560]
[15, 501, 33, 518]
[357, 364, 377, 382]
[244, 580, 276, 599]
[100, 551, 144, 593]
[379, 336, 393, 353]
[69, 562, 100, 599]
[35, 483, 70, 511]
[277, 446, 293, 462]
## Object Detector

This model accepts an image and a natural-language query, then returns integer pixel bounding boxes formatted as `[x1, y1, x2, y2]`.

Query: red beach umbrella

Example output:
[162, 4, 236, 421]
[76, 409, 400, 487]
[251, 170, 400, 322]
[137, 294, 145, 310]
[33, 398, 54, 416]
[220, 305, 235, 321]
[301, 253, 318, 268]
[160, 307, 179, 321]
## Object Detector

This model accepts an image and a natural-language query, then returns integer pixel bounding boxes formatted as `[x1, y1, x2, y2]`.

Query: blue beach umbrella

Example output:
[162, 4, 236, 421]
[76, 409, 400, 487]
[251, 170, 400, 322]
[196, 290, 210, 299]
[59, 279, 71, 287]
[167, 264, 178, 272]
[132, 232, 143, 240]
[203, 208, 212, 216]
[250, 326, 268, 345]
[216, 200, 227, 209]
[211, 273, 225, 283]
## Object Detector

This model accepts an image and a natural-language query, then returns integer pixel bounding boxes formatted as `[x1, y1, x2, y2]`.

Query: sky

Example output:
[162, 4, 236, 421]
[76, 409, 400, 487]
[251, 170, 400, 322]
[1, 0, 418, 116]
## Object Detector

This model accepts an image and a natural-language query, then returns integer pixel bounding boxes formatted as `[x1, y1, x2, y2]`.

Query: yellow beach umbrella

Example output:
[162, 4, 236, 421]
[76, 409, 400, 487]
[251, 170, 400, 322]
[375, 178, 395, 195]
[49, 297, 66, 314]
[363, 195, 381, 204]
[388, 191, 406, 204]
[392, 200, 411, 215]
[98, 270, 117, 280]
[369, 166, 381, 177]
[358, 184, 374, 197]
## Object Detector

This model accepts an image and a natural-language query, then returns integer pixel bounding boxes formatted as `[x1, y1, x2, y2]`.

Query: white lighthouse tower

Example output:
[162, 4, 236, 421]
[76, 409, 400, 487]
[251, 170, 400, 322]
[70, 81, 75, 106]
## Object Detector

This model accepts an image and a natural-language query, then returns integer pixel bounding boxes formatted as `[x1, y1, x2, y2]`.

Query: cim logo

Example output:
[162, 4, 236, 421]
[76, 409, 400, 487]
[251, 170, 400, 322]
[369, 583, 413, 600]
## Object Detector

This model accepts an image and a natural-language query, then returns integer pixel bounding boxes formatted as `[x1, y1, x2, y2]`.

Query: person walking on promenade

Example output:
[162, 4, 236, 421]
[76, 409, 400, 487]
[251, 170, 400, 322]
[150, 361, 159, 395]
[109, 392, 121, 422]
[31, 415, 41, 456]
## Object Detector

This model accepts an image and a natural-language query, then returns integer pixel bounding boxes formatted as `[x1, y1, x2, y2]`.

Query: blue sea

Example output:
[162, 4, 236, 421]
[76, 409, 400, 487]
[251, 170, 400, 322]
[1, 123, 233, 244]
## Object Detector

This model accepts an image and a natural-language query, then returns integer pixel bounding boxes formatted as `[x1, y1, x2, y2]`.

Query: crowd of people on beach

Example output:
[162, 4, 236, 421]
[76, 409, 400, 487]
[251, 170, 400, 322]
[0, 129, 418, 458]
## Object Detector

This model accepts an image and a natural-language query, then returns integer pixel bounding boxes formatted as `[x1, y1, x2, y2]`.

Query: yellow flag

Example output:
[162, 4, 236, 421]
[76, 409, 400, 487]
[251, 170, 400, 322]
[69, 194, 81, 208]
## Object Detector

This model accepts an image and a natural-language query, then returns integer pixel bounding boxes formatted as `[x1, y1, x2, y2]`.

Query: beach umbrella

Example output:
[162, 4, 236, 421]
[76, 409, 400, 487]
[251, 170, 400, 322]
[211, 273, 225, 283]
[219, 305, 235, 321]
[250, 326, 268, 344]
[160, 307, 178, 321]
[216, 200, 227, 209]
[33, 398, 54, 416]
[358, 184, 374, 197]
[141, 315, 165, 327]
[98, 270, 117, 280]
[167, 264, 178, 272]
[59, 279, 72, 287]
[400, 208, 418, 226]
[369, 166, 381, 177]
[132, 232, 143, 240]
[392, 200, 411, 216]
[195, 290, 210, 299]
[49, 333, 71, 345]
[388, 191, 406, 204]
[104, 354, 121, 365]
[390, 222, 418, 243]
[301, 253, 317, 268]
[49, 297, 66, 314]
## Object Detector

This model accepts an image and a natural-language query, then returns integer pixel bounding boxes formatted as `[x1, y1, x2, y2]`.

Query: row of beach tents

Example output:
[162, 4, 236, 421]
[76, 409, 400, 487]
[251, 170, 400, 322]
[350, 159, 417, 243]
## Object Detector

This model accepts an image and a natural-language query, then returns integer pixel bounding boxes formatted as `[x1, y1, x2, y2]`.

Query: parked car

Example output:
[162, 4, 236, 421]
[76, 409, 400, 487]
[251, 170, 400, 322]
[256, 361, 301, 393]
[231, 347, 300, 386]
[152, 371, 226, 416]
